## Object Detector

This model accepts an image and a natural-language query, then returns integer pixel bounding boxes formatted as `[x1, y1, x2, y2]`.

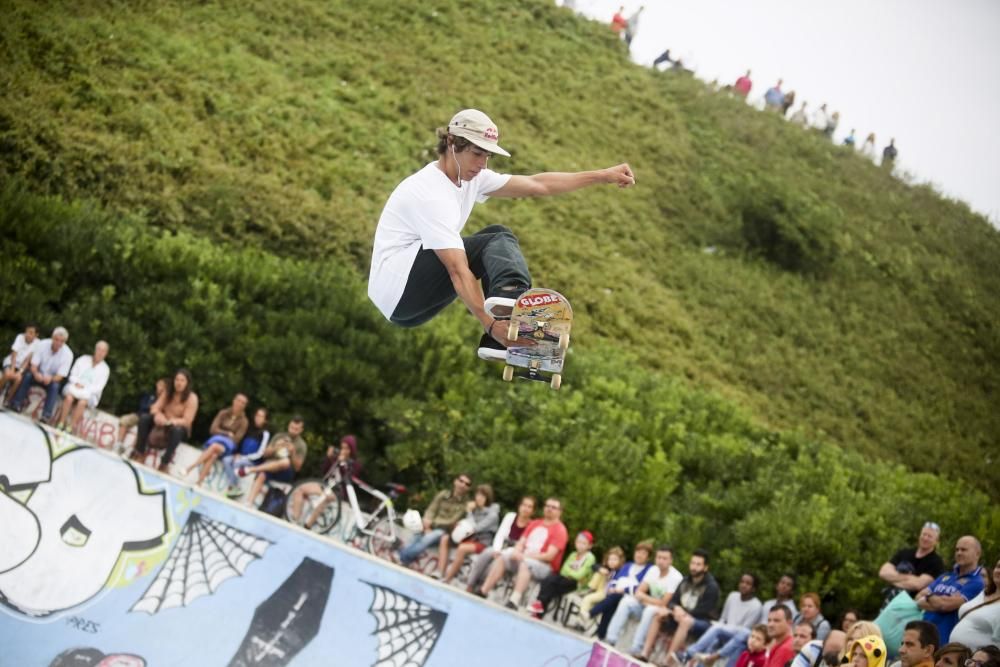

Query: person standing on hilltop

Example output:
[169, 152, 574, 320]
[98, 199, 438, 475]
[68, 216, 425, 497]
[734, 70, 753, 98]
[611, 6, 628, 36]
[625, 6, 644, 47]
[764, 79, 784, 111]
[882, 139, 898, 170]
[368, 109, 635, 356]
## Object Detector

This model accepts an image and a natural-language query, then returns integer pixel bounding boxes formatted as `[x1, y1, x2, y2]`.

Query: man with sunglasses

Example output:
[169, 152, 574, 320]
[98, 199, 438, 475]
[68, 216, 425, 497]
[368, 109, 635, 357]
[398, 474, 472, 567]
[879, 522, 947, 608]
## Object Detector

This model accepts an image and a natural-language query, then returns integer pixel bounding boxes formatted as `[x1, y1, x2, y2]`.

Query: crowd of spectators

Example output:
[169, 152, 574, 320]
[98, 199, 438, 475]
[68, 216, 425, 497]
[586, 4, 902, 170]
[383, 466, 998, 667]
[5, 325, 997, 666]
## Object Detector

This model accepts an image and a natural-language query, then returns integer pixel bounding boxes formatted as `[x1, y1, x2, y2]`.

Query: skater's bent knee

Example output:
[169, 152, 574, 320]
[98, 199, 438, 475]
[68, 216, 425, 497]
[476, 224, 515, 237]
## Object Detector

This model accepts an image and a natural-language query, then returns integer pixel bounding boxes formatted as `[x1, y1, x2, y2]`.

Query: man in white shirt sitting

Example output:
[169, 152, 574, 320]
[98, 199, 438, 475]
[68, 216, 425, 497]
[605, 545, 684, 649]
[368, 109, 635, 356]
[55, 340, 111, 434]
[10, 326, 74, 423]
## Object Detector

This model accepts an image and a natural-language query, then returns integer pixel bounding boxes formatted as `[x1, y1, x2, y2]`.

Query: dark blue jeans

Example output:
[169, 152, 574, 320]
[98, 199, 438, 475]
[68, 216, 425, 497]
[391, 225, 531, 327]
[12, 370, 62, 420]
[591, 592, 624, 639]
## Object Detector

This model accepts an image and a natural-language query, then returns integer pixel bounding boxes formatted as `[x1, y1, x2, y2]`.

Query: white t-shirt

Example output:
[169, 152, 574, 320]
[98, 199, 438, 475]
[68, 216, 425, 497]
[644, 565, 684, 600]
[368, 162, 511, 319]
[953, 591, 1000, 647]
[3, 334, 40, 370]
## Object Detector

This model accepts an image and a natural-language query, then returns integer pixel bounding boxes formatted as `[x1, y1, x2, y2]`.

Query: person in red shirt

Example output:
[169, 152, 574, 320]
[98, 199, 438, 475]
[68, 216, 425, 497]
[734, 70, 753, 97]
[611, 6, 628, 34]
[735, 624, 769, 667]
[478, 496, 568, 610]
[765, 604, 796, 667]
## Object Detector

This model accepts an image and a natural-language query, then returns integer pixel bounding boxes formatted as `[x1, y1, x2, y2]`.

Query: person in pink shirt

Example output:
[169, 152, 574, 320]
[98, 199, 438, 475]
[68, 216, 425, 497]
[734, 70, 753, 97]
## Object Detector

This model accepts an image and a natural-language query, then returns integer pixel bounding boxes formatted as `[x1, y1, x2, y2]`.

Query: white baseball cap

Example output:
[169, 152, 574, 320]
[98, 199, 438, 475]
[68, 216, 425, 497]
[447, 109, 510, 157]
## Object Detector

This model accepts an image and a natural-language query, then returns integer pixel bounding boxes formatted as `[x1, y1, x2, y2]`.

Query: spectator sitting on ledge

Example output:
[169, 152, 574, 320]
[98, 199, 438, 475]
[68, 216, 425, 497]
[397, 474, 471, 567]
[479, 496, 569, 611]
[117, 378, 167, 451]
[240, 415, 307, 507]
[184, 392, 249, 485]
[130, 368, 199, 473]
[221, 406, 270, 498]
[529, 530, 597, 619]
[684, 571, 763, 667]
[636, 547, 721, 664]
[9, 326, 73, 424]
[465, 495, 537, 594]
[0, 323, 39, 406]
[54, 340, 110, 435]
[438, 483, 500, 583]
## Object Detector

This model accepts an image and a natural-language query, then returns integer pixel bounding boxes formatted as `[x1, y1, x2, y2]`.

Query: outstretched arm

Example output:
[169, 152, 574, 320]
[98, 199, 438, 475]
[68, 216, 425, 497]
[490, 163, 635, 198]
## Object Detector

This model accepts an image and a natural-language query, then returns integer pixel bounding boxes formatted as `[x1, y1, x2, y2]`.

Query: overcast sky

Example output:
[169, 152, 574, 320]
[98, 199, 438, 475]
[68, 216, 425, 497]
[568, 0, 1000, 225]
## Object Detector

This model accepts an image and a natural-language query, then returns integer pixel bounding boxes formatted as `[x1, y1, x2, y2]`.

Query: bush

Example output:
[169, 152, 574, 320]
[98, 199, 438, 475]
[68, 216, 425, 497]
[740, 179, 841, 277]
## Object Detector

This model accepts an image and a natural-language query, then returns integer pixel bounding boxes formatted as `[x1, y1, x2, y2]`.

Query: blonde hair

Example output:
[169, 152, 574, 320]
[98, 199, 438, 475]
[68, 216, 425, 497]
[846, 621, 882, 643]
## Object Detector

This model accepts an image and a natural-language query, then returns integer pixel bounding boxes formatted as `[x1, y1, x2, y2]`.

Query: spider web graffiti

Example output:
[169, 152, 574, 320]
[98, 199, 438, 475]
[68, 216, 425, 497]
[364, 582, 447, 667]
[130, 511, 271, 614]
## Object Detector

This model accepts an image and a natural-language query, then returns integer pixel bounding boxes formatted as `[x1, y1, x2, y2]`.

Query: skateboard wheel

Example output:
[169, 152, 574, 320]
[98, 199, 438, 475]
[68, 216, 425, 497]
[502, 365, 514, 382]
[558, 333, 569, 351]
[507, 322, 518, 343]
[550, 374, 562, 390]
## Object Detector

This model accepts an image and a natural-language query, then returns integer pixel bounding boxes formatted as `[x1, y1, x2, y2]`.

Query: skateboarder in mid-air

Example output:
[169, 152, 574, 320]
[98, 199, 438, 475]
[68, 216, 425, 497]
[368, 109, 635, 355]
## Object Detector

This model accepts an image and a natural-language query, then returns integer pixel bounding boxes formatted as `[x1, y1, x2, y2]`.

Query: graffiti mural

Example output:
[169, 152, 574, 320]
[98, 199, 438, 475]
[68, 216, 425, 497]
[366, 582, 448, 666]
[0, 413, 167, 617]
[132, 512, 270, 614]
[2, 411, 632, 666]
[229, 558, 334, 666]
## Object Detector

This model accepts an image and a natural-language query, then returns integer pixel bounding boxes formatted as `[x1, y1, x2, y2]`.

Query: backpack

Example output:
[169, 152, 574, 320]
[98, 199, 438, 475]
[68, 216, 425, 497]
[260, 486, 288, 517]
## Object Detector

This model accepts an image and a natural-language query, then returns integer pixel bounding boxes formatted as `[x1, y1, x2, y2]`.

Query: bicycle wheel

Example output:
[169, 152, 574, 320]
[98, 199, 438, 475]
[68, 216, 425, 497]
[365, 516, 400, 563]
[285, 479, 342, 534]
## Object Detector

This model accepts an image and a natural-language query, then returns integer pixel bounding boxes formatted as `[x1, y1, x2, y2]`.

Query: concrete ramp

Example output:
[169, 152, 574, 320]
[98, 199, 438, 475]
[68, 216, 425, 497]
[0, 411, 641, 666]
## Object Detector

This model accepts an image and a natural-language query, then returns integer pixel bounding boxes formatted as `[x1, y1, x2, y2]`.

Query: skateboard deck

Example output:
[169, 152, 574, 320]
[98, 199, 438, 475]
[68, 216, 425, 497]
[502, 288, 572, 390]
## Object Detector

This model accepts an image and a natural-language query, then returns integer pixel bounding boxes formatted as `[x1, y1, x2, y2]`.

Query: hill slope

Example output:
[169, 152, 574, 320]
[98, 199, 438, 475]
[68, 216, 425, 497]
[2, 0, 998, 498]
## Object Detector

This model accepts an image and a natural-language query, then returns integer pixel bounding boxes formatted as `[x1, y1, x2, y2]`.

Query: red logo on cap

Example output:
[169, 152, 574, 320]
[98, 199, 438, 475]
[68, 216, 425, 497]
[484, 126, 498, 141]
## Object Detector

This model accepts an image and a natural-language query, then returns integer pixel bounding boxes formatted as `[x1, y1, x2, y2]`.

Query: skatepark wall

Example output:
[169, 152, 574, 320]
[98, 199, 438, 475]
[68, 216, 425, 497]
[0, 411, 642, 667]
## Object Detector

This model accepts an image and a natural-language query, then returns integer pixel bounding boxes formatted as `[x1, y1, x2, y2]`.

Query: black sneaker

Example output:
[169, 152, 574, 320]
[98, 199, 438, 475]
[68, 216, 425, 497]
[477, 333, 508, 362]
[478, 332, 505, 351]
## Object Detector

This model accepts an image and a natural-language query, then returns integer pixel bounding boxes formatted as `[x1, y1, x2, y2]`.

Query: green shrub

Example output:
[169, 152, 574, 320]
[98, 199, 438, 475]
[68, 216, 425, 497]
[740, 179, 841, 277]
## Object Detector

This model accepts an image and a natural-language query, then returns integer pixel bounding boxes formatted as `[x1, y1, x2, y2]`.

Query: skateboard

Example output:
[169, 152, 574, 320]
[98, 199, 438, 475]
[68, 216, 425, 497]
[487, 288, 572, 390]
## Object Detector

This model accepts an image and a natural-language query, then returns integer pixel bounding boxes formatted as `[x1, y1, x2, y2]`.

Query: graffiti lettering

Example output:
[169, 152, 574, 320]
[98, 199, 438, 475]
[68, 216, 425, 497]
[65, 616, 100, 634]
[0, 413, 168, 617]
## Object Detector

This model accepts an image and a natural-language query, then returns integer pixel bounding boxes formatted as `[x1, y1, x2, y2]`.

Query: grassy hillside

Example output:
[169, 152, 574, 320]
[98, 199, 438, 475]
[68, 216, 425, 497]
[2, 0, 999, 500]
